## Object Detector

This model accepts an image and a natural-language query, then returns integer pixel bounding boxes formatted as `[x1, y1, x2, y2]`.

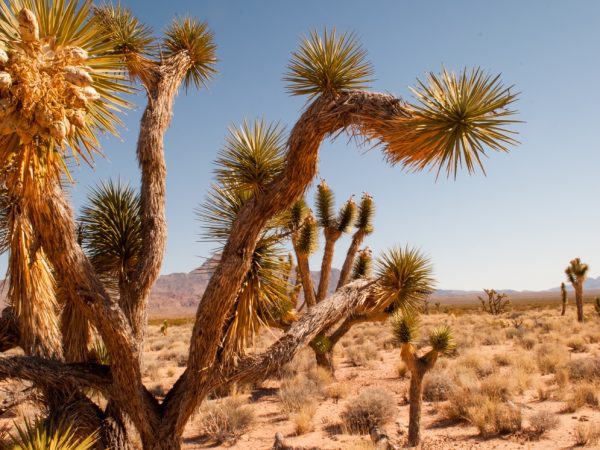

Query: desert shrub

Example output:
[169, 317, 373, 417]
[324, 383, 349, 403]
[518, 334, 537, 350]
[564, 382, 599, 412]
[512, 352, 538, 374]
[291, 404, 316, 435]
[466, 397, 522, 437]
[341, 387, 396, 434]
[493, 353, 511, 367]
[529, 410, 559, 438]
[564, 357, 600, 381]
[278, 349, 316, 378]
[457, 351, 496, 378]
[197, 395, 254, 444]
[481, 331, 502, 346]
[305, 366, 333, 387]
[423, 370, 452, 402]
[535, 344, 570, 374]
[567, 336, 589, 353]
[346, 342, 379, 367]
[279, 374, 320, 414]
[574, 422, 600, 446]
[479, 374, 517, 401]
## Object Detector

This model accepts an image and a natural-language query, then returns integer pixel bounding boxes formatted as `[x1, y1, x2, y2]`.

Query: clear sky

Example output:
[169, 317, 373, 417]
[5, 1, 600, 291]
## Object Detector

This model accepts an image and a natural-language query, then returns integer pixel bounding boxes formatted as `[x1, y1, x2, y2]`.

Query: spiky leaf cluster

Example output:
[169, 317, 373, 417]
[92, 4, 154, 58]
[0, 0, 132, 185]
[383, 67, 519, 178]
[391, 311, 419, 345]
[214, 119, 286, 195]
[287, 198, 309, 232]
[163, 17, 217, 90]
[355, 193, 374, 234]
[315, 180, 335, 228]
[336, 198, 357, 233]
[374, 246, 435, 312]
[285, 28, 373, 99]
[200, 119, 293, 354]
[352, 247, 372, 280]
[9, 418, 98, 450]
[565, 258, 589, 284]
[429, 325, 455, 354]
[295, 214, 318, 255]
[78, 180, 142, 288]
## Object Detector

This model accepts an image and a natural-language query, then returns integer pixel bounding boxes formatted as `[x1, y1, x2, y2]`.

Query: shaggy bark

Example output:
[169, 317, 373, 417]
[337, 230, 367, 289]
[575, 280, 584, 322]
[292, 243, 317, 308]
[155, 92, 409, 443]
[0, 307, 20, 352]
[126, 53, 192, 346]
[316, 228, 341, 302]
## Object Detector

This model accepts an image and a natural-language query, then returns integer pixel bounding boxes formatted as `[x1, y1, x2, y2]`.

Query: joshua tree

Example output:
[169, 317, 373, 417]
[391, 311, 455, 447]
[595, 298, 600, 317]
[560, 282, 568, 316]
[565, 258, 589, 322]
[0, 3, 519, 448]
[479, 288, 510, 315]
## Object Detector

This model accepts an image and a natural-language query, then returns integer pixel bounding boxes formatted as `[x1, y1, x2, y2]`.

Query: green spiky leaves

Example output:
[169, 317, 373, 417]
[356, 193, 374, 234]
[391, 311, 419, 345]
[93, 4, 154, 58]
[9, 418, 98, 450]
[163, 17, 217, 90]
[336, 198, 357, 233]
[315, 180, 357, 233]
[285, 28, 373, 99]
[374, 246, 435, 312]
[429, 325, 455, 354]
[78, 180, 142, 287]
[214, 119, 286, 195]
[295, 214, 318, 255]
[352, 247, 372, 280]
[384, 67, 519, 178]
[565, 258, 589, 285]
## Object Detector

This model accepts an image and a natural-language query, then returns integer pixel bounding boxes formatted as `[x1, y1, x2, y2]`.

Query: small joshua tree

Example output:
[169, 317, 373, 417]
[560, 282, 568, 316]
[160, 320, 169, 336]
[391, 312, 455, 447]
[565, 258, 589, 322]
[479, 288, 510, 315]
[594, 298, 600, 317]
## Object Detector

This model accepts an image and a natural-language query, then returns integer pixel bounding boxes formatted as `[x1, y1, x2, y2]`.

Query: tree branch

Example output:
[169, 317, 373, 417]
[160, 91, 409, 438]
[0, 356, 112, 394]
[0, 307, 20, 353]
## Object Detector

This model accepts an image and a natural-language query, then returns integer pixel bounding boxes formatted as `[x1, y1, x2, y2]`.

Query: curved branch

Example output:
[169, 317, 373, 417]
[336, 230, 367, 289]
[0, 356, 112, 394]
[159, 91, 409, 437]
[126, 53, 193, 342]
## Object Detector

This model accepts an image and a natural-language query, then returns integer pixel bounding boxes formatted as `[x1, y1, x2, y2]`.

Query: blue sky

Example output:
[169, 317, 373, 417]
[6, 1, 600, 291]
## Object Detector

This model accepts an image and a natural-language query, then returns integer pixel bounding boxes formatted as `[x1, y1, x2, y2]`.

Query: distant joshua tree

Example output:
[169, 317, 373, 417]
[560, 282, 568, 316]
[392, 312, 455, 447]
[565, 258, 589, 322]
[594, 298, 600, 317]
[479, 288, 510, 315]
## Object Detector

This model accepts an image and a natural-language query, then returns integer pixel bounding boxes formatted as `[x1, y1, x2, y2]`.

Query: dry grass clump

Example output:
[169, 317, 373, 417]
[529, 410, 559, 438]
[518, 334, 537, 350]
[535, 344, 570, 374]
[479, 373, 518, 401]
[278, 370, 330, 414]
[290, 403, 317, 435]
[574, 422, 600, 447]
[466, 397, 522, 437]
[563, 357, 600, 381]
[197, 395, 254, 444]
[341, 387, 396, 434]
[566, 336, 589, 353]
[564, 382, 599, 412]
[422, 370, 452, 402]
[346, 342, 379, 367]
[456, 351, 496, 378]
[278, 349, 316, 379]
[324, 382, 349, 403]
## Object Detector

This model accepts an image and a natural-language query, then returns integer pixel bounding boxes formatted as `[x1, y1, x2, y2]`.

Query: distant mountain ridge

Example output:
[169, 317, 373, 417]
[1, 262, 599, 316]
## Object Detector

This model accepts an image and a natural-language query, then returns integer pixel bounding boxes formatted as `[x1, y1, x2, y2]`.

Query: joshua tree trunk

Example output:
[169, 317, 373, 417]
[337, 230, 366, 289]
[314, 347, 335, 375]
[407, 363, 426, 447]
[317, 229, 341, 302]
[293, 243, 317, 308]
[575, 281, 584, 322]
